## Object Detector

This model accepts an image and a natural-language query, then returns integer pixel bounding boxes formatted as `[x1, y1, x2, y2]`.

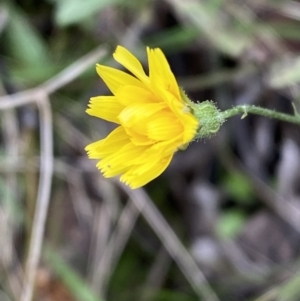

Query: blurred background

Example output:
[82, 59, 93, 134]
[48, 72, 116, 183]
[1, 0, 300, 300]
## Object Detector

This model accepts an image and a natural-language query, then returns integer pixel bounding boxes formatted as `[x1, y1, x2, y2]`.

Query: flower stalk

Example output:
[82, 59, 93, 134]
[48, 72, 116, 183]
[219, 104, 300, 125]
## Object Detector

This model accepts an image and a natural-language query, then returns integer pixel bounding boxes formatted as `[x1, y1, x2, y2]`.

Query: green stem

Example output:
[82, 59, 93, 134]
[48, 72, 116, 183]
[219, 105, 300, 125]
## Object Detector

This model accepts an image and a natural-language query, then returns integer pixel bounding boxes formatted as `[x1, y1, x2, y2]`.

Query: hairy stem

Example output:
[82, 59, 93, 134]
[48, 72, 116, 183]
[219, 105, 300, 125]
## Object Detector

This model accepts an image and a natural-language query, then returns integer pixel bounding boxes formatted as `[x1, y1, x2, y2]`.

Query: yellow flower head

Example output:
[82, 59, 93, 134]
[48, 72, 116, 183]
[85, 46, 199, 189]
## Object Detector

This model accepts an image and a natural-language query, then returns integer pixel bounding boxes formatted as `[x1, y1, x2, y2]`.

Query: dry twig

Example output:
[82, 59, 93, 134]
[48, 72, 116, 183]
[20, 93, 53, 301]
[0, 45, 108, 301]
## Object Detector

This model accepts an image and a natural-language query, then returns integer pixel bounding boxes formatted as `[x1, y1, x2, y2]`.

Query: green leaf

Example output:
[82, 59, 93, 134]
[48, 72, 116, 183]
[168, 0, 250, 56]
[216, 210, 246, 239]
[45, 247, 105, 301]
[0, 170, 23, 225]
[4, 3, 51, 67]
[54, 0, 125, 26]
[223, 172, 253, 204]
[277, 273, 300, 301]
[144, 26, 199, 52]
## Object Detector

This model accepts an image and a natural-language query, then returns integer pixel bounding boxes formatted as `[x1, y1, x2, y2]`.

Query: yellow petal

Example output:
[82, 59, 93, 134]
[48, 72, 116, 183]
[85, 140, 105, 159]
[96, 64, 144, 95]
[85, 126, 129, 158]
[98, 161, 129, 178]
[120, 155, 173, 188]
[113, 46, 149, 83]
[151, 89, 198, 143]
[180, 113, 199, 143]
[150, 136, 181, 155]
[122, 113, 156, 137]
[147, 47, 180, 99]
[118, 103, 166, 127]
[97, 142, 147, 170]
[86, 96, 124, 123]
[157, 88, 185, 117]
[116, 85, 157, 106]
[125, 127, 154, 145]
[147, 114, 183, 141]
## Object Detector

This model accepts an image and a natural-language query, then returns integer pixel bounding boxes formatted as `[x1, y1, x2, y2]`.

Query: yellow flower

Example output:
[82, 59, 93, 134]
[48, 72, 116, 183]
[85, 46, 199, 189]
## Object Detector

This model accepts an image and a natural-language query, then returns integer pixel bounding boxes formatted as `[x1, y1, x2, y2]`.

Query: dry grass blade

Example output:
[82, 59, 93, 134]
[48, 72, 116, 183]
[0, 291, 13, 301]
[119, 183, 220, 301]
[0, 45, 108, 301]
[20, 93, 53, 301]
[164, 0, 249, 56]
[90, 199, 141, 296]
[0, 46, 108, 110]
[141, 246, 172, 300]
[0, 83, 22, 300]
[0, 6, 8, 34]
[41, 46, 108, 94]
[0, 208, 23, 300]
